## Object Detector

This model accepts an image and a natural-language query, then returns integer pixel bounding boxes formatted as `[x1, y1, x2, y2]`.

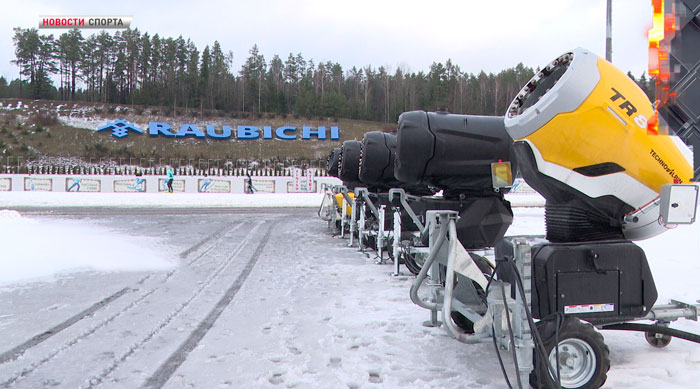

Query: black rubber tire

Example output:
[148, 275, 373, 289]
[362, 235, 377, 251]
[530, 318, 610, 389]
[645, 330, 672, 348]
[402, 252, 422, 275]
[451, 311, 475, 333]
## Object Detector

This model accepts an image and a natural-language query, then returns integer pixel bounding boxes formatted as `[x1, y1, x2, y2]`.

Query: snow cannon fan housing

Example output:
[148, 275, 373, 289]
[504, 48, 694, 242]
[326, 147, 341, 177]
[358, 131, 435, 195]
[338, 140, 362, 189]
[394, 111, 516, 199]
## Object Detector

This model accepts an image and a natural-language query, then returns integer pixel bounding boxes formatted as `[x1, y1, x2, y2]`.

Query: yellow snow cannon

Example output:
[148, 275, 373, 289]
[504, 47, 693, 241]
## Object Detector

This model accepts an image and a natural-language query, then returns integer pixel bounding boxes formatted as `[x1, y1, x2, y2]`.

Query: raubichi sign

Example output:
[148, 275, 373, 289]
[97, 119, 340, 140]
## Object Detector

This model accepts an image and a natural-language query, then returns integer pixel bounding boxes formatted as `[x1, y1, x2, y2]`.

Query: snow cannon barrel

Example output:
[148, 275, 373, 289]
[358, 132, 400, 188]
[359, 131, 435, 195]
[394, 110, 515, 199]
[326, 147, 341, 177]
[338, 140, 362, 189]
[504, 47, 694, 241]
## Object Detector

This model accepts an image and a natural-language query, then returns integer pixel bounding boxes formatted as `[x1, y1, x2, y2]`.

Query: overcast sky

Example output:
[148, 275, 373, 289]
[0, 0, 653, 83]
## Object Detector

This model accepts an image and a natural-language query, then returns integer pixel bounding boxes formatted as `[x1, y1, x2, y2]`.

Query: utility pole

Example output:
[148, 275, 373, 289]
[606, 0, 613, 62]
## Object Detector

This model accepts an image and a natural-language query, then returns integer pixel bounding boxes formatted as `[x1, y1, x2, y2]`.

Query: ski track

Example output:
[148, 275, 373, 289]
[0, 219, 261, 388]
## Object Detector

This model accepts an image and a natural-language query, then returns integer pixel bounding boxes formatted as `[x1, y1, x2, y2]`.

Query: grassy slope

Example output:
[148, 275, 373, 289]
[0, 98, 396, 164]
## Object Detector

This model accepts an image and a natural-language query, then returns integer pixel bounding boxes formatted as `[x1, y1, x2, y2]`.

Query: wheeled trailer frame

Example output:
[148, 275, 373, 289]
[411, 210, 700, 388]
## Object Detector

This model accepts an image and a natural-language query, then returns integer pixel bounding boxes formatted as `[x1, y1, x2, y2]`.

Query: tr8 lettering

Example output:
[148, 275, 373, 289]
[609, 87, 638, 116]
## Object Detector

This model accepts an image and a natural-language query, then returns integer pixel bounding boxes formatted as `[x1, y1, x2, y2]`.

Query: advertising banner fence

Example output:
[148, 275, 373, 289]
[66, 178, 102, 192]
[24, 177, 53, 191]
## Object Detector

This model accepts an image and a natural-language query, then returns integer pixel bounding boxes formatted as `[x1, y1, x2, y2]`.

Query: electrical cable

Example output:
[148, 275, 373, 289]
[501, 282, 523, 389]
[492, 323, 514, 389]
[555, 312, 562, 385]
[487, 260, 515, 388]
[507, 256, 561, 389]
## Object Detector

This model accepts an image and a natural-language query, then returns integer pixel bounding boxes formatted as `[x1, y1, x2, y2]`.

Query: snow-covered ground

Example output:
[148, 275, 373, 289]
[0, 191, 546, 209]
[0, 193, 698, 388]
[0, 192, 327, 209]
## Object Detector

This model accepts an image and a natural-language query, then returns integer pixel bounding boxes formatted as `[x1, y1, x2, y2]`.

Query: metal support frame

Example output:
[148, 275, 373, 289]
[408, 212, 536, 381]
[510, 238, 535, 384]
[377, 205, 386, 263]
[348, 195, 357, 247]
[341, 196, 347, 238]
[338, 186, 353, 238]
[642, 300, 700, 322]
[391, 206, 401, 276]
[352, 187, 397, 263]
[388, 188, 424, 231]
[409, 211, 451, 327]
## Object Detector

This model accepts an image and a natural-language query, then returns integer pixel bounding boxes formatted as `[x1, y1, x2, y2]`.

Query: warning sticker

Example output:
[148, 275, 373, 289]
[564, 303, 615, 315]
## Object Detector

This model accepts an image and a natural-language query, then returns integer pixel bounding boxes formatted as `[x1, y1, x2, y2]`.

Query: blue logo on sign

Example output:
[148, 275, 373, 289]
[98, 120, 339, 140]
[98, 119, 143, 138]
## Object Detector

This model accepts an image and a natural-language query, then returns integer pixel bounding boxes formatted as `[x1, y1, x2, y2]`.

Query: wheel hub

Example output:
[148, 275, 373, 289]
[549, 338, 597, 388]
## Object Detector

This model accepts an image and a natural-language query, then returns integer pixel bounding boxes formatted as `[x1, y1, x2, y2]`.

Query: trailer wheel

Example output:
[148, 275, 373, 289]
[531, 318, 610, 389]
[451, 311, 475, 333]
[362, 235, 377, 250]
[645, 330, 672, 348]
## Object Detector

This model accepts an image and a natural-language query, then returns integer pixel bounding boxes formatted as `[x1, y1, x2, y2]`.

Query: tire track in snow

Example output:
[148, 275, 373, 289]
[178, 221, 240, 259]
[0, 221, 243, 367]
[0, 287, 130, 365]
[160, 221, 245, 283]
[85, 221, 268, 388]
[0, 288, 157, 388]
[0, 220, 257, 388]
[142, 222, 275, 389]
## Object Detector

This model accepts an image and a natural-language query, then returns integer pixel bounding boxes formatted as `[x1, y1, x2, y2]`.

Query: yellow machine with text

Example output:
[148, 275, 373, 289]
[505, 47, 693, 241]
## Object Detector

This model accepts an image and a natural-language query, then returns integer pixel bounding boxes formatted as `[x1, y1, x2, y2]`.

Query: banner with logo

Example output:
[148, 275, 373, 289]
[24, 177, 53, 191]
[287, 180, 316, 193]
[251, 179, 275, 193]
[0, 178, 11, 191]
[114, 178, 147, 192]
[65, 178, 101, 192]
[198, 178, 231, 193]
[158, 178, 185, 192]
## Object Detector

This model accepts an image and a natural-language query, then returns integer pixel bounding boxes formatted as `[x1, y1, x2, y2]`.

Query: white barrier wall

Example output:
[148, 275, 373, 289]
[0, 174, 343, 194]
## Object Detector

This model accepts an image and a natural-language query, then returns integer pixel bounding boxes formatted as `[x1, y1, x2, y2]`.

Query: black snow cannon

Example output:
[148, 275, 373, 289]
[394, 110, 515, 249]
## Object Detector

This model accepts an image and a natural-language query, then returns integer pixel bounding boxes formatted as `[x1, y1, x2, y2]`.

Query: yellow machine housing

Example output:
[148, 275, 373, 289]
[335, 192, 354, 216]
[504, 48, 693, 240]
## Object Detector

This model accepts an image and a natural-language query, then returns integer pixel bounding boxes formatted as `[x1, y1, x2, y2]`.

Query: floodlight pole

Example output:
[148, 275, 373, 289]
[606, 0, 613, 62]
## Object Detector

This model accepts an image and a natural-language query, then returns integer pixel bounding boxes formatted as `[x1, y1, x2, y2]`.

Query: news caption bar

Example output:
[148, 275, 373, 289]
[39, 16, 133, 29]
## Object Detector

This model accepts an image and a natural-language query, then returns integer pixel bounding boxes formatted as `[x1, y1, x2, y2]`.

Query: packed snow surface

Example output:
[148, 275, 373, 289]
[0, 193, 697, 388]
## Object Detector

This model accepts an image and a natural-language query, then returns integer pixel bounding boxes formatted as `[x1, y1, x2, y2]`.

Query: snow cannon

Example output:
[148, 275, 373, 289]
[395, 111, 516, 199]
[487, 48, 700, 388]
[392, 111, 515, 250]
[317, 147, 352, 228]
[504, 47, 695, 241]
[359, 131, 435, 196]
[338, 140, 362, 190]
[326, 147, 341, 177]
